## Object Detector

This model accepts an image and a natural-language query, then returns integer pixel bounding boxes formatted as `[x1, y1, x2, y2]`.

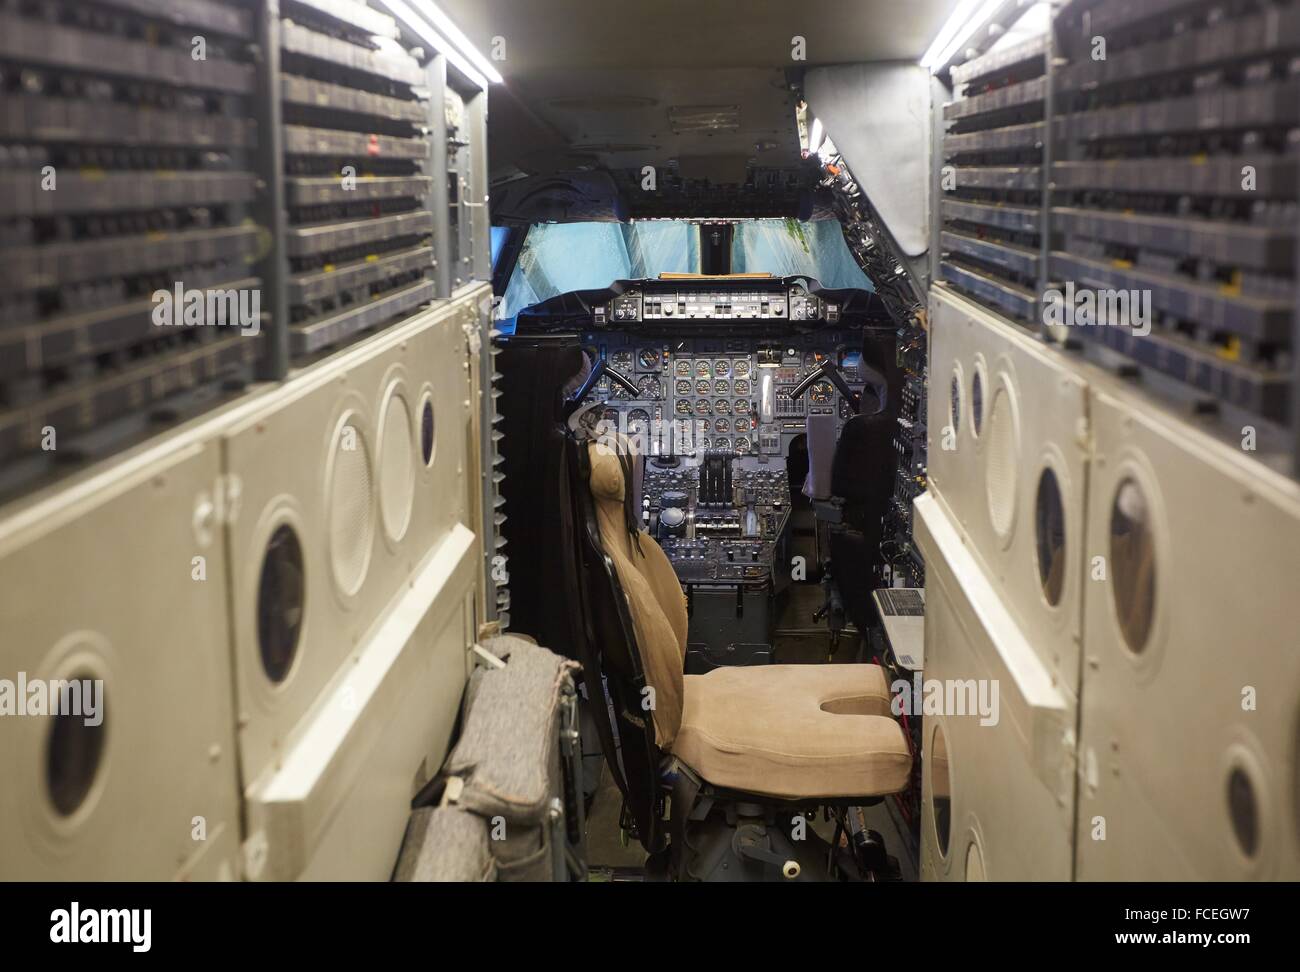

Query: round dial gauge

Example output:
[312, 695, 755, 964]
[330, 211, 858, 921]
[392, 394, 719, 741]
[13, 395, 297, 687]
[675, 359, 693, 377]
[733, 359, 751, 378]
[676, 379, 692, 396]
[636, 376, 661, 400]
[713, 379, 730, 395]
[637, 348, 660, 370]
[601, 407, 619, 424]
[735, 437, 751, 454]
[713, 359, 731, 377]
[610, 381, 632, 400]
[714, 399, 731, 415]
[675, 399, 692, 415]
[714, 418, 730, 433]
[695, 379, 711, 395]
[810, 381, 834, 405]
[734, 417, 750, 433]
[733, 379, 750, 395]
[611, 350, 634, 371]
[627, 408, 650, 435]
[695, 360, 711, 378]
[697, 419, 711, 433]
[734, 399, 750, 414]
[698, 438, 712, 450]
[714, 437, 732, 451]
[694, 399, 712, 415]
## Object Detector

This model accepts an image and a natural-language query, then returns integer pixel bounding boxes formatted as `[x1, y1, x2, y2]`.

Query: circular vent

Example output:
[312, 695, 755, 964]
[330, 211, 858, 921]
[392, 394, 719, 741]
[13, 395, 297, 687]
[949, 371, 962, 437]
[1110, 477, 1157, 653]
[329, 421, 374, 598]
[379, 393, 415, 542]
[45, 682, 106, 817]
[420, 397, 436, 466]
[932, 722, 952, 858]
[985, 386, 1017, 538]
[257, 524, 305, 683]
[1035, 466, 1067, 607]
[965, 840, 986, 881]
[1227, 766, 1259, 858]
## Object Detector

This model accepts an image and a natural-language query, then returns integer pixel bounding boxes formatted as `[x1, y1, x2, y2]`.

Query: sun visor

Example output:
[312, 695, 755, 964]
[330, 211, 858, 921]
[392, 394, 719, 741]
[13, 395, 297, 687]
[804, 63, 932, 258]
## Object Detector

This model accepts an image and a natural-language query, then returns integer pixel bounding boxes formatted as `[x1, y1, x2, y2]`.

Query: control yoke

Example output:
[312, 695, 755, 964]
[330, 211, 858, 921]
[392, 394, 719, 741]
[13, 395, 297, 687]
[788, 359, 861, 415]
[565, 358, 640, 416]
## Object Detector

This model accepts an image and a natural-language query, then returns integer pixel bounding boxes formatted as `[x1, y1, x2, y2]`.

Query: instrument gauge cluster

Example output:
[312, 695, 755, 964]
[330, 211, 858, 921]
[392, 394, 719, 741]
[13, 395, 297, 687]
[581, 335, 864, 462]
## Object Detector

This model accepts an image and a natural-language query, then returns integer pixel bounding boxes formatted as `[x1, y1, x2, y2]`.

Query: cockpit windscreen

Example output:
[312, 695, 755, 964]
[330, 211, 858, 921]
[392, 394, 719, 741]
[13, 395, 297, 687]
[500, 218, 874, 319]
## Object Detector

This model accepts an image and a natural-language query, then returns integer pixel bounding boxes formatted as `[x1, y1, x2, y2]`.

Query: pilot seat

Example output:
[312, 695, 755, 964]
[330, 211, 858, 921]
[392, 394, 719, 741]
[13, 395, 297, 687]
[802, 374, 896, 650]
[564, 433, 911, 881]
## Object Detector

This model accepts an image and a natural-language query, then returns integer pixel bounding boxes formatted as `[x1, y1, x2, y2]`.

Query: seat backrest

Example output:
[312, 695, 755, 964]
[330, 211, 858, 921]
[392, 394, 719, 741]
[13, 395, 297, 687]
[803, 412, 839, 501]
[561, 433, 684, 851]
[583, 440, 689, 748]
[831, 406, 896, 509]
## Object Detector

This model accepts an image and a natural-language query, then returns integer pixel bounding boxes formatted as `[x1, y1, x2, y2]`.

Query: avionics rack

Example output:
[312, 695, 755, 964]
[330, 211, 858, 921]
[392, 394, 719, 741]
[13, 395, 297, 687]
[0, 0, 262, 468]
[277, 0, 436, 356]
[1052, 0, 1298, 429]
[939, 29, 1049, 326]
[0, 0, 491, 496]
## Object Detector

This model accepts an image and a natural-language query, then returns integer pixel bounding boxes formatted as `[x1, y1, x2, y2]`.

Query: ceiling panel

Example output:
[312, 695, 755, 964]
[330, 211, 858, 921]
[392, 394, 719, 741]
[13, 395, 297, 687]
[433, 0, 958, 200]
[438, 0, 957, 73]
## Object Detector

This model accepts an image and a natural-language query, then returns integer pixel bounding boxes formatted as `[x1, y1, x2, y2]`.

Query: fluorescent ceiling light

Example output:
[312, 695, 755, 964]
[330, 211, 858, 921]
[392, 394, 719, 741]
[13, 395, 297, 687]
[383, 0, 500, 88]
[808, 117, 823, 155]
[406, 0, 503, 84]
[668, 105, 741, 134]
[921, 0, 1004, 72]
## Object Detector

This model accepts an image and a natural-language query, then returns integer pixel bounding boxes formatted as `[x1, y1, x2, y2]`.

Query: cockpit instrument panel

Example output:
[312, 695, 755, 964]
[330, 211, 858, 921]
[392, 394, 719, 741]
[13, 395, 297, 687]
[509, 277, 883, 594]
[607, 283, 841, 325]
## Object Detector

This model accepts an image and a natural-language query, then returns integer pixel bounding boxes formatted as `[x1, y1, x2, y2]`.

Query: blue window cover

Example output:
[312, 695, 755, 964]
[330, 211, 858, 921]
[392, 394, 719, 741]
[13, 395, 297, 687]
[501, 222, 698, 319]
[501, 218, 873, 319]
[490, 225, 510, 269]
[731, 219, 874, 291]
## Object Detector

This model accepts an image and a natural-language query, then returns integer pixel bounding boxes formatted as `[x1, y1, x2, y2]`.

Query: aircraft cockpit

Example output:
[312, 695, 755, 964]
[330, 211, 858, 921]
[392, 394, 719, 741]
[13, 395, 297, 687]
[504, 262, 897, 643]
[6, 0, 1294, 910]
[495, 217, 918, 879]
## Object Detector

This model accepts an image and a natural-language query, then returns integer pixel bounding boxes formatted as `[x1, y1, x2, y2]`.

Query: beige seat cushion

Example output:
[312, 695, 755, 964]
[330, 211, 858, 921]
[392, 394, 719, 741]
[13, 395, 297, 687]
[673, 664, 912, 800]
